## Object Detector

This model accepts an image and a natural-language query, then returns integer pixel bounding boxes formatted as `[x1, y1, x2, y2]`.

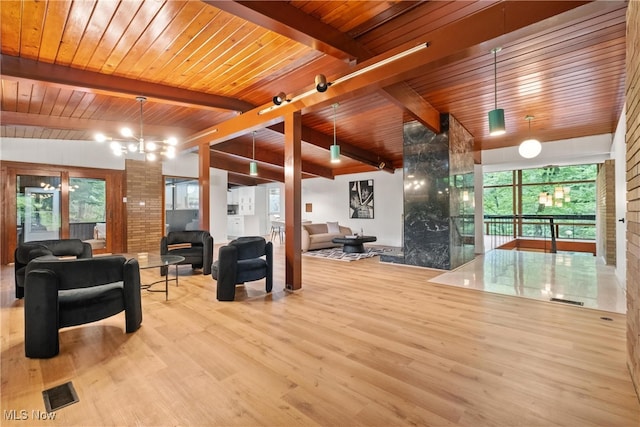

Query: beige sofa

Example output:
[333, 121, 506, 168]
[302, 222, 352, 252]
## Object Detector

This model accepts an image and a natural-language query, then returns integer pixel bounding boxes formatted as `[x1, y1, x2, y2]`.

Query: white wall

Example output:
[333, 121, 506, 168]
[482, 134, 613, 172]
[210, 168, 229, 244]
[612, 105, 627, 287]
[0, 137, 125, 169]
[301, 169, 404, 247]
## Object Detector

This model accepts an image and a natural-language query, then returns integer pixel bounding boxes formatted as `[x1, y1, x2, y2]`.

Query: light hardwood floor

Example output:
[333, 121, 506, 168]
[1, 243, 639, 426]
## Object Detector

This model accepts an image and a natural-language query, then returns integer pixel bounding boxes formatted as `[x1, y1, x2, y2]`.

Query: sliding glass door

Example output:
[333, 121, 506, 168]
[17, 174, 62, 243]
[1, 162, 125, 264]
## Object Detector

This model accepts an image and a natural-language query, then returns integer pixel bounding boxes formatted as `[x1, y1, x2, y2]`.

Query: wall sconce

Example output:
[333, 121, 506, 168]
[315, 74, 330, 92]
[272, 92, 288, 105]
[488, 47, 506, 136]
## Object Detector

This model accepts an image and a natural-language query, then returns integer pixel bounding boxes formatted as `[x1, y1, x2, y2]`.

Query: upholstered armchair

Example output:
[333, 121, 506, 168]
[160, 230, 213, 275]
[14, 239, 93, 299]
[212, 236, 273, 301]
[24, 255, 142, 358]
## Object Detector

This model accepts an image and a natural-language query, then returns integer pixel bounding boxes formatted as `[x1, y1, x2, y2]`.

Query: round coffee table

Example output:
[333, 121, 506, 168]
[332, 236, 377, 253]
[123, 253, 185, 300]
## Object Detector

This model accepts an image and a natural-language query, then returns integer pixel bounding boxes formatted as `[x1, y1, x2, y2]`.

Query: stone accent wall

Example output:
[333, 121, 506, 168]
[125, 159, 163, 253]
[596, 160, 616, 265]
[402, 114, 475, 270]
[626, 0, 640, 399]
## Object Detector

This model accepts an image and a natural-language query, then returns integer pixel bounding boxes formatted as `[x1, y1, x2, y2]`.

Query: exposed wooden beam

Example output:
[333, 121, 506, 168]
[381, 82, 441, 133]
[268, 123, 395, 173]
[213, 137, 334, 179]
[227, 172, 270, 187]
[0, 111, 194, 138]
[183, 1, 607, 152]
[283, 111, 302, 291]
[347, 1, 423, 38]
[210, 151, 284, 183]
[198, 144, 211, 231]
[1, 54, 254, 112]
[212, 0, 440, 134]
[206, 1, 369, 63]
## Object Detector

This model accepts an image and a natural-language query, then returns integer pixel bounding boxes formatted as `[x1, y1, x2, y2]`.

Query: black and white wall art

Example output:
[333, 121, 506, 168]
[349, 179, 374, 219]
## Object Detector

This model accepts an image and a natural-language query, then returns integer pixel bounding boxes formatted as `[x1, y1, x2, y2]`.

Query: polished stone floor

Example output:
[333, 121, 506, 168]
[431, 249, 626, 313]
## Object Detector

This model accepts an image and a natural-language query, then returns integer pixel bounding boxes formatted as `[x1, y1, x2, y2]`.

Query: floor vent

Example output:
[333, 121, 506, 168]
[550, 297, 584, 306]
[42, 381, 79, 412]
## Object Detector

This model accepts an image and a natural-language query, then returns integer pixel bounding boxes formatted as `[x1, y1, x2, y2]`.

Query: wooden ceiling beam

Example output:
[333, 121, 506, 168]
[205, 0, 369, 63]
[212, 0, 440, 133]
[0, 54, 254, 113]
[210, 151, 284, 182]
[0, 111, 195, 139]
[213, 138, 334, 179]
[183, 1, 610, 151]
[268, 123, 394, 173]
[227, 172, 270, 187]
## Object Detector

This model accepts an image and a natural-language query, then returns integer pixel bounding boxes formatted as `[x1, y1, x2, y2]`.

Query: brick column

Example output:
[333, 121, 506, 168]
[125, 159, 163, 253]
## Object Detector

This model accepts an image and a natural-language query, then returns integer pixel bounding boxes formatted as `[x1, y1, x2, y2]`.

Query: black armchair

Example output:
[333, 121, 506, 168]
[160, 230, 213, 275]
[212, 236, 273, 301]
[24, 255, 142, 358]
[14, 239, 93, 299]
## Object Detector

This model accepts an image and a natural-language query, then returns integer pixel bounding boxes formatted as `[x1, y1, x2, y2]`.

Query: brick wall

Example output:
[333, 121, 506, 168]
[626, 0, 640, 399]
[125, 159, 163, 253]
[596, 160, 616, 265]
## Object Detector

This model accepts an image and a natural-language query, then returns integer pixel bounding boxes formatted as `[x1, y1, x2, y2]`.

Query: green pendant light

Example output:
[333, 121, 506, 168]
[488, 47, 506, 136]
[249, 131, 258, 176]
[330, 103, 340, 163]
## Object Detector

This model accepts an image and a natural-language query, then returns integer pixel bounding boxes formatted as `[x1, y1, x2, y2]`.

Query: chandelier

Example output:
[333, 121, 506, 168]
[94, 96, 178, 161]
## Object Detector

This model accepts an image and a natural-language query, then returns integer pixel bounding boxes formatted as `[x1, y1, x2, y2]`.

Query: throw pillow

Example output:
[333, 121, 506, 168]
[326, 221, 340, 234]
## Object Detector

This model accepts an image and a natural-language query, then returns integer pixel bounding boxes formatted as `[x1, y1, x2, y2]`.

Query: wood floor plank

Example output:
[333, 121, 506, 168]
[1, 243, 638, 426]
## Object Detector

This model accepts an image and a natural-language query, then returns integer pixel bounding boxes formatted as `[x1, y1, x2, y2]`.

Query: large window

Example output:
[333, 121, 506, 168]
[483, 164, 597, 240]
[165, 177, 199, 232]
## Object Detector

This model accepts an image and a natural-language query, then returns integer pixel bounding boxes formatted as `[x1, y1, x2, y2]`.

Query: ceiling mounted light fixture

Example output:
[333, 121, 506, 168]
[488, 47, 506, 136]
[315, 74, 330, 92]
[94, 96, 178, 161]
[250, 131, 258, 176]
[272, 92, 288, 105]
[330, 103, 340, 163]
[518, 115, 542, 159]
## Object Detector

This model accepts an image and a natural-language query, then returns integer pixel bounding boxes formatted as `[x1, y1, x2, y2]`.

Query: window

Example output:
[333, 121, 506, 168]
[165, 177, 199, 232]
[483, 164, 597, 240]
[268, 187, 281, 215]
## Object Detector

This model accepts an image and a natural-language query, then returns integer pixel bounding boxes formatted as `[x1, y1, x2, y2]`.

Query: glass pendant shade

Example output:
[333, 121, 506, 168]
[249, 161, 258, 176]
[488, 109, 506, 136]
[519, 138, 542, 159]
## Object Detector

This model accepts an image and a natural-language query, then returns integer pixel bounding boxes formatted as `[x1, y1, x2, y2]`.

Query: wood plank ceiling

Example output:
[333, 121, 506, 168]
[0, 1, 628, 186]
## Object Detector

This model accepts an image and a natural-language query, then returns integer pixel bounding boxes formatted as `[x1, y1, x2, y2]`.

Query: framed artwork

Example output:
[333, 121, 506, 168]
[349, 179, 374, 219]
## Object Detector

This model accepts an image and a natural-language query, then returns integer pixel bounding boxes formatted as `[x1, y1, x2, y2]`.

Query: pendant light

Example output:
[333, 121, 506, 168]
[488, 47, 505, 136]
[518, 115, 542, 159]
[249, 131, 258, 176]
[330, 103, 340, 163]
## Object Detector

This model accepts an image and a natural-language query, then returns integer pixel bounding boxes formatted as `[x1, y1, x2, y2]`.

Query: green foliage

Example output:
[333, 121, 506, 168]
[483, 164, 598, 240]
[69, 178, 106, 223]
